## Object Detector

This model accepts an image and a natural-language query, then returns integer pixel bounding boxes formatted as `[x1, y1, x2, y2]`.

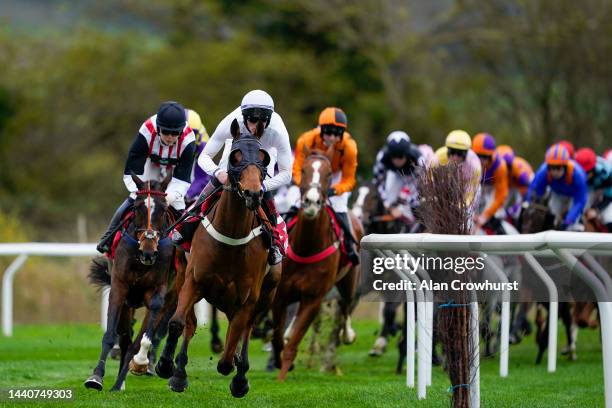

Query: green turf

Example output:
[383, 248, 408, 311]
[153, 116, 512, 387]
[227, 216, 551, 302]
[0, 319, 605, 407]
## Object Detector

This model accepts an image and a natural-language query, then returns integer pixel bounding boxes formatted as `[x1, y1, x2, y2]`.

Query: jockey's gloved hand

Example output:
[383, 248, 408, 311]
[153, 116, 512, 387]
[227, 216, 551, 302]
[165, 191, 182, 207]
[327, 188, 336, 197]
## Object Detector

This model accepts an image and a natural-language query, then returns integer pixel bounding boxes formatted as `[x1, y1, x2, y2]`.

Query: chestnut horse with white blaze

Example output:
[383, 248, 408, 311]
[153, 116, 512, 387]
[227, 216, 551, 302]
[155, 119, 280, 397]
[272, 148, 363, 381]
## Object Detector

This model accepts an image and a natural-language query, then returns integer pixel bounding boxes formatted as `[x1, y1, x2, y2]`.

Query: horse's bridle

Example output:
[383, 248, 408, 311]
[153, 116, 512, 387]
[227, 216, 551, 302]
[227, 137, 270, 202]
[134, 181, 168, 258]
[301, 153, 332, 212]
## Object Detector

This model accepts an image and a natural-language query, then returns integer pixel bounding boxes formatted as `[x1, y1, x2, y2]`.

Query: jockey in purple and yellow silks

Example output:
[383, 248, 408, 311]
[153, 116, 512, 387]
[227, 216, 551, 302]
[472, 133, 509, 233]
[526, 143, 589, 231]
[496, 144, 534, 222]
[185, 109, 211, 202]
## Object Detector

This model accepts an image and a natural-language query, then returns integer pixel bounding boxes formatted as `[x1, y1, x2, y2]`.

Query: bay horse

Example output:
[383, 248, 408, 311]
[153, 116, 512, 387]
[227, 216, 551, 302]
[518, 194, 578, 362]
[359, 182, 413, 359]
[271, 148, 362, 381]
[85, 173, 181, 391]
[155, 119, 279, 397]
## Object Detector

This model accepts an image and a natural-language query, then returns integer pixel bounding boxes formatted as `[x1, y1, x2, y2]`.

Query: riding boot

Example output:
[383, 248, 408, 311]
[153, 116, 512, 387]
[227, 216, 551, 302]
[283, 205, 299, 223]
[335, 211, 359, 265]
[171, 178, 222, 249]
[263, 192, 284, 265]
[97, 197, 134, 254]
[485, 216, 505, 235]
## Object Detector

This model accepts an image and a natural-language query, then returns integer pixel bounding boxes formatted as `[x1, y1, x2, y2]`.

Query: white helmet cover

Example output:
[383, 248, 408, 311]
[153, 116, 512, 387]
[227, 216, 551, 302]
[241, 89, 275, 112]
[386, 130, 411, 144]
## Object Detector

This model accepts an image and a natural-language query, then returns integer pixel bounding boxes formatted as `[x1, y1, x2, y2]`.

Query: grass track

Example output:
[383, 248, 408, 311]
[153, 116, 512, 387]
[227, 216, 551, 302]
[0, 320, 604, 407]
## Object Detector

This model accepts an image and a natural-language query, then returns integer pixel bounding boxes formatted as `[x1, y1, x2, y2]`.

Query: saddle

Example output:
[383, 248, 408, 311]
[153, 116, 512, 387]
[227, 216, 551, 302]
[109, 212, 135, 259]
[286, 205, 350, 265]
[175, 191, 286, 253]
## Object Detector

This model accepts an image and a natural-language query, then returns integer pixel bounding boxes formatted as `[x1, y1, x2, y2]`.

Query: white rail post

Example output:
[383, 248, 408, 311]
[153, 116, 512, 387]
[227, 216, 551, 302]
[2, 254, 29, 337]
[470, 301, 480, 408]
[523, 253, 558, 373]
[399, 250, 434, 388]
[484, 257, 510, 378]
[406, 299, 416, 388]
[379, 249, 426, 399]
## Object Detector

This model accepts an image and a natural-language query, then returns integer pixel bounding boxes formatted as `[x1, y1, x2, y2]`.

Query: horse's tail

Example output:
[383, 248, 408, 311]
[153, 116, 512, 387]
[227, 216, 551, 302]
[88, 256, 111, 289]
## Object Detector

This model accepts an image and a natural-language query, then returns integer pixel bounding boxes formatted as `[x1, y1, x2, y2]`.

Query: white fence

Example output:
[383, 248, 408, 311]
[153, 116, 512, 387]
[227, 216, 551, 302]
[0, 243, 209, 337]
[360, 231, 612, 408]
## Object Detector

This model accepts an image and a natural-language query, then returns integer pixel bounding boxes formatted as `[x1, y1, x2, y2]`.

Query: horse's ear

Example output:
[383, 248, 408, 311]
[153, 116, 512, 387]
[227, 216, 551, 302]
[231, 119, 240, 140]
[160, 170, 173, 192]
[303, 145, 311, 158]
[130, 171, 144, 190]
[255, 120, 264, 139]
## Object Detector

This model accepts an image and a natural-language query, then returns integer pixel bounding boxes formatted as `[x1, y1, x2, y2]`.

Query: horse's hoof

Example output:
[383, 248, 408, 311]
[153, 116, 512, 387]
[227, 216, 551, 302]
[84, 374, 103, 391]
[340, 328, 357, 345]
[109, 381, 125, 392]
[169, 375, 188, 393]
[509, 333, 522, 345]
[368, 336, 387, 356]
[211, 339, 224, 354]
[217, 359, 234, 376]
[230, 377, 250, 398]
[129, 359, 149, 376]
[110, 345, 121, 360]
[155, 357, 175, 379]
[146, 361, 156, 376]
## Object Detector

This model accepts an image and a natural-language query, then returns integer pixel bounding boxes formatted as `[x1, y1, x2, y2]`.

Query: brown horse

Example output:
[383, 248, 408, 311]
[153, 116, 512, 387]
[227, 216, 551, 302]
[155, 119, 279, 397]
[519, 195, 579, 362]
[84, 173, 181, 391]
[272, 148, 362, 381]
[574, 209, 602, 329]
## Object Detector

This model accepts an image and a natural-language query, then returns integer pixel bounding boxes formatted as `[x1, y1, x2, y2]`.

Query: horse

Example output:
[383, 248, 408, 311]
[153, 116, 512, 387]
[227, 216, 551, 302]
[572, 208, 603, 331]
[518, 194, 577, 362]
[358, 181, 425, 366]
[154, 119, 279, 397]
[271, 148, 363, 381]
[84, 173, 181, 391]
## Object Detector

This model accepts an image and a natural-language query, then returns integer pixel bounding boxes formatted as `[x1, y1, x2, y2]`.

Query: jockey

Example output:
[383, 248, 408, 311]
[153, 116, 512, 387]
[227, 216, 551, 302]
[96, 101, 196, 254]
[292, 107, 359, 265]
[173, 89, 292, 266]
[604, 149, 612, 164]
[184, 109, 211, 203]
[372, 131, 423, 223]
[496, 144, 534, 221]
[432, 129, 482, 206]
[418, 144, 435, 163]
[526, 143, 589, 231]
[575, 147, 612, 231]
[472, 133, 509, 233]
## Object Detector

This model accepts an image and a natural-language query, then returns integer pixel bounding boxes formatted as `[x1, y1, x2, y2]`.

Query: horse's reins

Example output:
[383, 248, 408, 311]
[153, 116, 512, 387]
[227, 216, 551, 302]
[135, 181, 168, 243]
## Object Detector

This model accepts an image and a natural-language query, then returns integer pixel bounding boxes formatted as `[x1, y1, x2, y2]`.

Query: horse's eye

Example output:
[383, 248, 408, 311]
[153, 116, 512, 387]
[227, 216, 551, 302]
[231, 150, 243, 166]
